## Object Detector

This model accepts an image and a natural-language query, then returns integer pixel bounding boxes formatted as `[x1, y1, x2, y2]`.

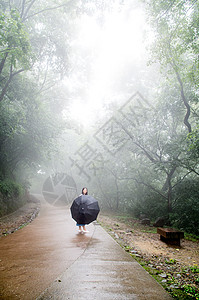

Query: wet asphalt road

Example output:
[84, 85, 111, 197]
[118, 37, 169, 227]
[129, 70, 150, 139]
[0, 195, 172, 299]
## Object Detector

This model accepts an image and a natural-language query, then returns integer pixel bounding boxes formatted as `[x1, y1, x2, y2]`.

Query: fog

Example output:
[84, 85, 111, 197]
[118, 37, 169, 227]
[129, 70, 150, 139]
[0, 0, 198, 234]
[64, 1, 152, 128]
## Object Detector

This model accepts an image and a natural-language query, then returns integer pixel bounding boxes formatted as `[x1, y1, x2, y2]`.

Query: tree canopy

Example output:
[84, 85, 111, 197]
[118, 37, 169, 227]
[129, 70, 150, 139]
[0, 0, 198, 234]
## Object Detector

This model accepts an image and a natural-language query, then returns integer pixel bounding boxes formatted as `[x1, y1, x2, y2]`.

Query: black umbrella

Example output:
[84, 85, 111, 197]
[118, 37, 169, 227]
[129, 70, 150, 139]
[70, 195, 100, 225]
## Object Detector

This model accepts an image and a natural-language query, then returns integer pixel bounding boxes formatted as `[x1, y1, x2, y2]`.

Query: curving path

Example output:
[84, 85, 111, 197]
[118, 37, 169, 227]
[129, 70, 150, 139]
[0, 195, 171, 299]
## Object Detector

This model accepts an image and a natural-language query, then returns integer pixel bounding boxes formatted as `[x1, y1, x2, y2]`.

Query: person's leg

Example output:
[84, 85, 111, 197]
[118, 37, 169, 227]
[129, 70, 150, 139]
[83, 225, 89, 232]
[79, 226, 82, 232]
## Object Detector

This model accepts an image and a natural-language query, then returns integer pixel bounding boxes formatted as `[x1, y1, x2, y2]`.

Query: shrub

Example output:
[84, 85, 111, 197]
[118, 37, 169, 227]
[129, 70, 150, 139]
[130, 191, 168, 220]
[0, 179, 25, 216]
[0, 179, 23, 198]
[170, 178, 199, 235]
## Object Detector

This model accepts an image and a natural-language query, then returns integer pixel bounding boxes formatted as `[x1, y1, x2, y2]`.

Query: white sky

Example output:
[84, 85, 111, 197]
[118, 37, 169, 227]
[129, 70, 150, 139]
[63, 2, 152, 128]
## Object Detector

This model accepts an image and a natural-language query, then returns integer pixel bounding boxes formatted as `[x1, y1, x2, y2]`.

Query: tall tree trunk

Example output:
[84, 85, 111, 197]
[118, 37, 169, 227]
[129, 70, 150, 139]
[162, 165, 177, 192]
[0, 68, 24, 102]
[20, 0, 26, 18]
[115, 177, 119, 210]
[22, 0, 37, 21]
[0, 52, 8, 75]
[162, 166, 177, 213]
[175, 68, 191, 133]
[167, 177, 172, 214]
[170, 58, 192, 133]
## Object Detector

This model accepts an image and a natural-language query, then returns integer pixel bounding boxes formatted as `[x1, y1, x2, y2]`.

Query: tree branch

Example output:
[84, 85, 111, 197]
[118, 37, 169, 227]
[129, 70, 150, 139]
[23, 1, 73, 21]
[168, 49, 192, 133]
[96, 176, 113, 209]
[0, 68, 24, 103]
[0, 52, 8, 75]
[133, 176, 168, 200]
[173, 63, 192, 133]
[162, 165, 177, 191]
[21, 0, 26, 18]
[22, 0, 37, 21]
[115, 119, 157, 162]
[9, 0, 12, 11]
[172, 171, 192, 189]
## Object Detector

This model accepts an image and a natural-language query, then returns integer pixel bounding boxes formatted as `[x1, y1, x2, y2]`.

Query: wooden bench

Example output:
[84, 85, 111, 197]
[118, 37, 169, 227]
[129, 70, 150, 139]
[157, 227, 184, 246]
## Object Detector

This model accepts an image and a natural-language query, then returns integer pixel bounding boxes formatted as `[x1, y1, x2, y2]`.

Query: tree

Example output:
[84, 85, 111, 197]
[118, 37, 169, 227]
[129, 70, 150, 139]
[0, 75, 63, 179]
[187, 125, 199, 159]
[0, 9, 32, 102]
[143, 0, 199, 133]
[0, 0, 75, 192]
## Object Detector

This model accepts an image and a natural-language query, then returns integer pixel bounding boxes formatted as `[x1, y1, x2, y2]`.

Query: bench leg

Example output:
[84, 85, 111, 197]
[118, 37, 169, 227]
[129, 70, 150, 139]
[160, 235, 181, 246]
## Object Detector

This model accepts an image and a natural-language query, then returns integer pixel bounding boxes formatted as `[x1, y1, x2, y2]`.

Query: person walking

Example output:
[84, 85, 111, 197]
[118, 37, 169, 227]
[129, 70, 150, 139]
[70, 187, 100, 233]
[77, 187, 89, 233]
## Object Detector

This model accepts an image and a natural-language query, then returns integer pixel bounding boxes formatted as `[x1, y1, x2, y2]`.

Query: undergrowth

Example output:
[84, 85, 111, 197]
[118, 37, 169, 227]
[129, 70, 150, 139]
[99, 214, 199, 299]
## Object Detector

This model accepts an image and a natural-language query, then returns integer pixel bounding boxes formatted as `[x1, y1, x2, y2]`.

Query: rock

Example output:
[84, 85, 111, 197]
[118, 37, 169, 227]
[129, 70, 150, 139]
[119, 230, 126, 234]
[139, 214, 146, 220]
[130, 250, 138, 254]
[159, 273, 167, 278]
[140, 218, 150, 225]
[153, 217, 166, 227]
[169, 284, 179, 289]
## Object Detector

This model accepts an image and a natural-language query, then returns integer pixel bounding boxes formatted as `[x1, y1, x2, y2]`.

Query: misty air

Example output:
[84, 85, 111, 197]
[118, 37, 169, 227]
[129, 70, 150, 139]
[0, 1, 198, 299]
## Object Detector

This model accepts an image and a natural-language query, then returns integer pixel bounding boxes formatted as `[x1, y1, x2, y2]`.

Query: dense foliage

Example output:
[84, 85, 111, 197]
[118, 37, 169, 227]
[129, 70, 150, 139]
[80, 0, 199, 234]
[0, 0, 71, 212]
[0, 0, 198, 235]
[0, 178, 25, 216]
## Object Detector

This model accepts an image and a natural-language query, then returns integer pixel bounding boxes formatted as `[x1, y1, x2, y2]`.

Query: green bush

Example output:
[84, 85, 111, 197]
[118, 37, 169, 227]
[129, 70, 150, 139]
[0, 179, 23, 198]
[170, 178, 199, 235]
[129, 178, 199, 236]
[0, 193, 7, 216]
[0, 179, 25, 216]
[130, 191, 168, 220]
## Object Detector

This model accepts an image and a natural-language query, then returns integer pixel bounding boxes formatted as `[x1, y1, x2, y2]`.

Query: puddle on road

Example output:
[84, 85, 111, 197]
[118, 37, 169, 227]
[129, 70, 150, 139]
[70, 233, 100, 249]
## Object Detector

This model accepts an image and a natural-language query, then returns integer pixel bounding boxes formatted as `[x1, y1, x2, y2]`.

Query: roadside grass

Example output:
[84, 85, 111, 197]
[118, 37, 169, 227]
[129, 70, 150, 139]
[2, 222, 30, 236]
[0, 203, 40, 237]
[99, 212, 199, 300]
[129, 253, 199, 299]
[184, 233, 199, 242]
[100, 212, 199, 240]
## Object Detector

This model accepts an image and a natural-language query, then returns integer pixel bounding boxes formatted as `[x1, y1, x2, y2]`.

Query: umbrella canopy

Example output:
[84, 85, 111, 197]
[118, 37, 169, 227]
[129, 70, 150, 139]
[70, 195, 100, 225]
